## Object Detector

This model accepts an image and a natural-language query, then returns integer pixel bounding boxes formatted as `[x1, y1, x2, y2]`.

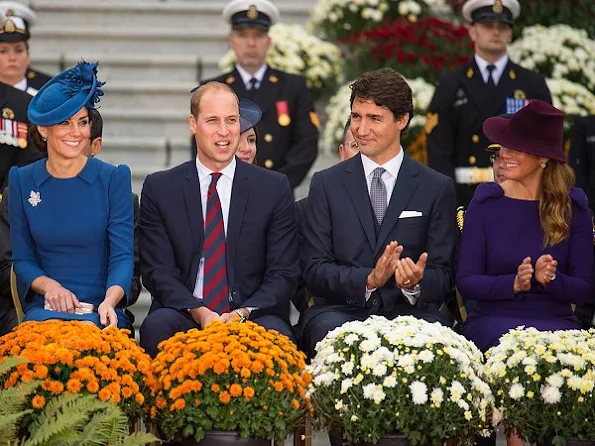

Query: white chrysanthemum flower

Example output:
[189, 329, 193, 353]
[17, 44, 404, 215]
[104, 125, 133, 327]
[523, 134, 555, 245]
[508, 383, 525, 400]
[383, 375, 398, 388]
[541, 384, 562, 404]
[410, 381, 428, 405]
[430, 388, 444, 405]
[418, 350, 435, 363]
[373, 364, 388, 377]
[545, 374, 564, 388]
[341, 378, 354, 394]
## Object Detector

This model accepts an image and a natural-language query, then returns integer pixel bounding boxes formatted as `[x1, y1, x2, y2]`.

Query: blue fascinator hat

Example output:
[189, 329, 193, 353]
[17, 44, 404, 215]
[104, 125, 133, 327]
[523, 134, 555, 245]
[28, 61, 105, 126]
[239, 98, 262, 133]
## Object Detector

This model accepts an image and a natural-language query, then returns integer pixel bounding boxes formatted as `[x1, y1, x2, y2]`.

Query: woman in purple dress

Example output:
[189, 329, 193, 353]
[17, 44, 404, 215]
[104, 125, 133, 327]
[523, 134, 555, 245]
[457, 99, 593, 353]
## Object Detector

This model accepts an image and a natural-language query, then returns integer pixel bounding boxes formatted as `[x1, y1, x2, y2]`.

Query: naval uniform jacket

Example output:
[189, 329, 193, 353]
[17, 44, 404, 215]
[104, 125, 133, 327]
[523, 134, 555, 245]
[0, 82, 42, 191]
[426, 58, 551, 205]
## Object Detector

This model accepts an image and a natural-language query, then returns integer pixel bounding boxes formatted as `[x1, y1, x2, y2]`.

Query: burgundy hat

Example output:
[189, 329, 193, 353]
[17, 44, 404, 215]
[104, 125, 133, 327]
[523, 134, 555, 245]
[482, 99, 566, 163]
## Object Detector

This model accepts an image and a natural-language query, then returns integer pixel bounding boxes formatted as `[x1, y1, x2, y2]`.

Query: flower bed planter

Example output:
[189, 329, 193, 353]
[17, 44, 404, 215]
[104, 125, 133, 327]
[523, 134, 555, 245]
[164, 431, 270, 446]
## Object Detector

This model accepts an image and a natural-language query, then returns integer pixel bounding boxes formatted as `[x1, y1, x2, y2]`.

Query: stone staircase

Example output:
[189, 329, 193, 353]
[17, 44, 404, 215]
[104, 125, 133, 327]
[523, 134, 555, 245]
[27, 0, 337, 331]
[28, 0, 328, 194]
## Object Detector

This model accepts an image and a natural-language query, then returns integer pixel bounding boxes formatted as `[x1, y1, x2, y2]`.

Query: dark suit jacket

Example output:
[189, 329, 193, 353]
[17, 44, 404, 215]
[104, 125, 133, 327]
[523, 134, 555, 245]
[139, 158, 300, 320]
[427, 59, 551, 205]
[302, 154, 456, 324]
[569, 115, 595, 212]
[0, 187, 142, 335]
[201, 67, 319, 188]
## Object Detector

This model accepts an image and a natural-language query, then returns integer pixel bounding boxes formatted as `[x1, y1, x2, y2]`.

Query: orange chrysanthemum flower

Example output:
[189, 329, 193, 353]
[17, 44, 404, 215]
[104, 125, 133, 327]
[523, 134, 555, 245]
[151, 321, 311, 442]
[0, 321, 156, 422]
[31, 395, 46, 409]
[229, 383, 242, 397]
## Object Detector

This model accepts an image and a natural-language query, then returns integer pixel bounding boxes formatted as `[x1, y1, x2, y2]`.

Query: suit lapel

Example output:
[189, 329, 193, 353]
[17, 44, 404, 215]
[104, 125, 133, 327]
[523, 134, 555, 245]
[231, 67, 250, 97]
[375, 156, 420, 256]
[343, 154, 376, 249]
[226, 159, 250, 292]
[183, 162, 204, 253]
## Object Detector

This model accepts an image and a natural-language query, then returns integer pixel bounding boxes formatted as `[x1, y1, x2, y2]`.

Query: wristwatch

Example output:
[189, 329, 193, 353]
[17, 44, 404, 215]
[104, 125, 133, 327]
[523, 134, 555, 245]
[234, 308, 247, 323]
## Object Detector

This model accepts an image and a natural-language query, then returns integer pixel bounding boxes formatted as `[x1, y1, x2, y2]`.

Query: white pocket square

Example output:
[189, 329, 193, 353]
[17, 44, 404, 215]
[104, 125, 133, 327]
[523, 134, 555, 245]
[398, 210, 423, 218]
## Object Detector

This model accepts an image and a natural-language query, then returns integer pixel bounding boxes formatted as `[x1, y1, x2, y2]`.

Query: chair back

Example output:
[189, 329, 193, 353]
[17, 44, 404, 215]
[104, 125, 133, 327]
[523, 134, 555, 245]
[10, 265, 24, 324]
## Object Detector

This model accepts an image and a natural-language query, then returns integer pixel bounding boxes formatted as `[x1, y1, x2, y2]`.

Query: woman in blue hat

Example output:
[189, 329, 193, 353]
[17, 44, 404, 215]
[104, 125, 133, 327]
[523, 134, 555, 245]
[235, 97, 262, 165]
[8, 61, 133, 329]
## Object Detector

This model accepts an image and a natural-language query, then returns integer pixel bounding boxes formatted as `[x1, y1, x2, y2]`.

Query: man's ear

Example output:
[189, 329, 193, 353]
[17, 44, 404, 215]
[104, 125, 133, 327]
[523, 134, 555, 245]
[397, 114, 409, 131]
[90, 137, 102, 157]
[189, 114, 197, 135]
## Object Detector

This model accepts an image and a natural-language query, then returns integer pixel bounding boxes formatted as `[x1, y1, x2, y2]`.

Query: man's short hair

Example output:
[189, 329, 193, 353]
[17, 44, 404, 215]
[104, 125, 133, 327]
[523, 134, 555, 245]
[342, 118, 351, 145]
[190, 81, 239, 118]
[350, 67, 413, 133]
[88, 108, 103, 140]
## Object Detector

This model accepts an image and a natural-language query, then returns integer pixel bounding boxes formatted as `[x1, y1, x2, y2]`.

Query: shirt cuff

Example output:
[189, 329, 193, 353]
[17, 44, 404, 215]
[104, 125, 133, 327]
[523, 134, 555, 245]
[365, 287, 377, 302]
[402, 284, 421, 305]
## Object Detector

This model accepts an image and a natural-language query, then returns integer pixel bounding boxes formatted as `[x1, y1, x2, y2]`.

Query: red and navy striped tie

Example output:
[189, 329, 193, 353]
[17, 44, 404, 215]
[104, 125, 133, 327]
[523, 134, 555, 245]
[202, 172, 230, 314]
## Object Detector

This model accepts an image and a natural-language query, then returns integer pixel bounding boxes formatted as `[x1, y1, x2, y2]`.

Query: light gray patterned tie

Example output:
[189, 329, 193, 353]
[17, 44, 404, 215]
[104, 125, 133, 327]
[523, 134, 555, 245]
[370, 167, 387, 225]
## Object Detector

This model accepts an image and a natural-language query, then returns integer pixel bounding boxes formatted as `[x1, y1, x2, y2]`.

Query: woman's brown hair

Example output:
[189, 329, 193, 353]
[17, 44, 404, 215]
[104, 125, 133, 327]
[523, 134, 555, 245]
[28, 124, 47, 153]
[540, 160, 575, 246]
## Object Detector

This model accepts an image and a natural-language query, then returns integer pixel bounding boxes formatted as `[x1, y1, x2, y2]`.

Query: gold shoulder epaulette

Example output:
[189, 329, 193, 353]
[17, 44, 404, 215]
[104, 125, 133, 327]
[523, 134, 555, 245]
[456, 206, 466, 233]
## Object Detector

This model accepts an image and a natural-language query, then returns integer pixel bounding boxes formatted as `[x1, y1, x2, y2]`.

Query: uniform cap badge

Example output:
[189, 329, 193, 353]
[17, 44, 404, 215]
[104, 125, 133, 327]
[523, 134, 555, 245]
[247, 5, 258, 19]
[492, 0, 504, 14]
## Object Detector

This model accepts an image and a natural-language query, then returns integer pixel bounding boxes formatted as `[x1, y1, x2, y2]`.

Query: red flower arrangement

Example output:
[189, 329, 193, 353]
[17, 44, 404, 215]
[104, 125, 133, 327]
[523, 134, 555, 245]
[344, 17, 471, 83]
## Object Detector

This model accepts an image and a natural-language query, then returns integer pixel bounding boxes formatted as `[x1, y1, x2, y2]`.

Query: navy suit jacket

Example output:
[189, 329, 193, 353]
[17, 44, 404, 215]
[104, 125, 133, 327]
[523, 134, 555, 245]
[302, 153, 456, 323]
[139, 158, 299, 320]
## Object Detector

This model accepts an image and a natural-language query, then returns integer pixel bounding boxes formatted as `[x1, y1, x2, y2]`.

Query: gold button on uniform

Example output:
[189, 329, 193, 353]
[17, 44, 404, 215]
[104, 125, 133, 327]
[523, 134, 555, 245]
[472, 134, 479, 143]
[469, 155, 476, 165]
[264, 159, 274, 169]
[264, 134, 273, 142]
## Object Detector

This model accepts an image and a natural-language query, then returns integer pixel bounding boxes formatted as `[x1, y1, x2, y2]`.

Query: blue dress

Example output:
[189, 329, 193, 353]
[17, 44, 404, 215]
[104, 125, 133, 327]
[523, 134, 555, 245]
[457, 183, 594, 352]
[8, 157, 134, 328]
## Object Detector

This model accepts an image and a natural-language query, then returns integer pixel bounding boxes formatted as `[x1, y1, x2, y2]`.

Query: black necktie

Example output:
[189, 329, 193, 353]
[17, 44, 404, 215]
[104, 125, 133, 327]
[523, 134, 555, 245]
[487, 64, 496, 88]
[249, 77, 258, 91]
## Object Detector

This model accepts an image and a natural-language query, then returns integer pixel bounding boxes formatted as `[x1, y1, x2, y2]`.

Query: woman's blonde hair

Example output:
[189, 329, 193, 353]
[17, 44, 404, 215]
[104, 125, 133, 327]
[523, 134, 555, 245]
[539, 160, 575, 246]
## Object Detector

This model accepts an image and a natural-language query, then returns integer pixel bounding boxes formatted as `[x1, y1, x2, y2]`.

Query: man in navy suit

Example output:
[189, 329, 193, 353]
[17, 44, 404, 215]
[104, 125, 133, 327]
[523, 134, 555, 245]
[139, 82, 299, 357]
[300, 68, 457, 359]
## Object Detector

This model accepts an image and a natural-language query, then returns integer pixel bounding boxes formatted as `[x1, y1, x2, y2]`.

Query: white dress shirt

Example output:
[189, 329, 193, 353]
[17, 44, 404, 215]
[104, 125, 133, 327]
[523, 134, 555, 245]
[192, 157, 236, 301]
[13, 77, 38, 97]
[360, 150, 420, 304]
[474, 54, 508, 86]
[236, 64, 267, 90]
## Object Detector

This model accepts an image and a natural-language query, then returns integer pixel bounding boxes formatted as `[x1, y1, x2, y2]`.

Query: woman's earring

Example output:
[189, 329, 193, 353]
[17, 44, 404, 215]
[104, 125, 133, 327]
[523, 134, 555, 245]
[41, 135, 47, 142]
[541, 162, 547, 169]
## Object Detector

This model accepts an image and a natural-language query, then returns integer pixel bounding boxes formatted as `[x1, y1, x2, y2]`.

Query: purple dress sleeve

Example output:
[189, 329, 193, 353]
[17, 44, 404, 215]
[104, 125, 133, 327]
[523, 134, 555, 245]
[456, 184, 516, 302]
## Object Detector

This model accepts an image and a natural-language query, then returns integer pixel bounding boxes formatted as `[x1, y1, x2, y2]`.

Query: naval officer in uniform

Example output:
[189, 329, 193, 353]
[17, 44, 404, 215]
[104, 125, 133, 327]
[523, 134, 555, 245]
[195, 0, 320, 190]
[0, 2, 52, 96]
[426, 0, 551, 206]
